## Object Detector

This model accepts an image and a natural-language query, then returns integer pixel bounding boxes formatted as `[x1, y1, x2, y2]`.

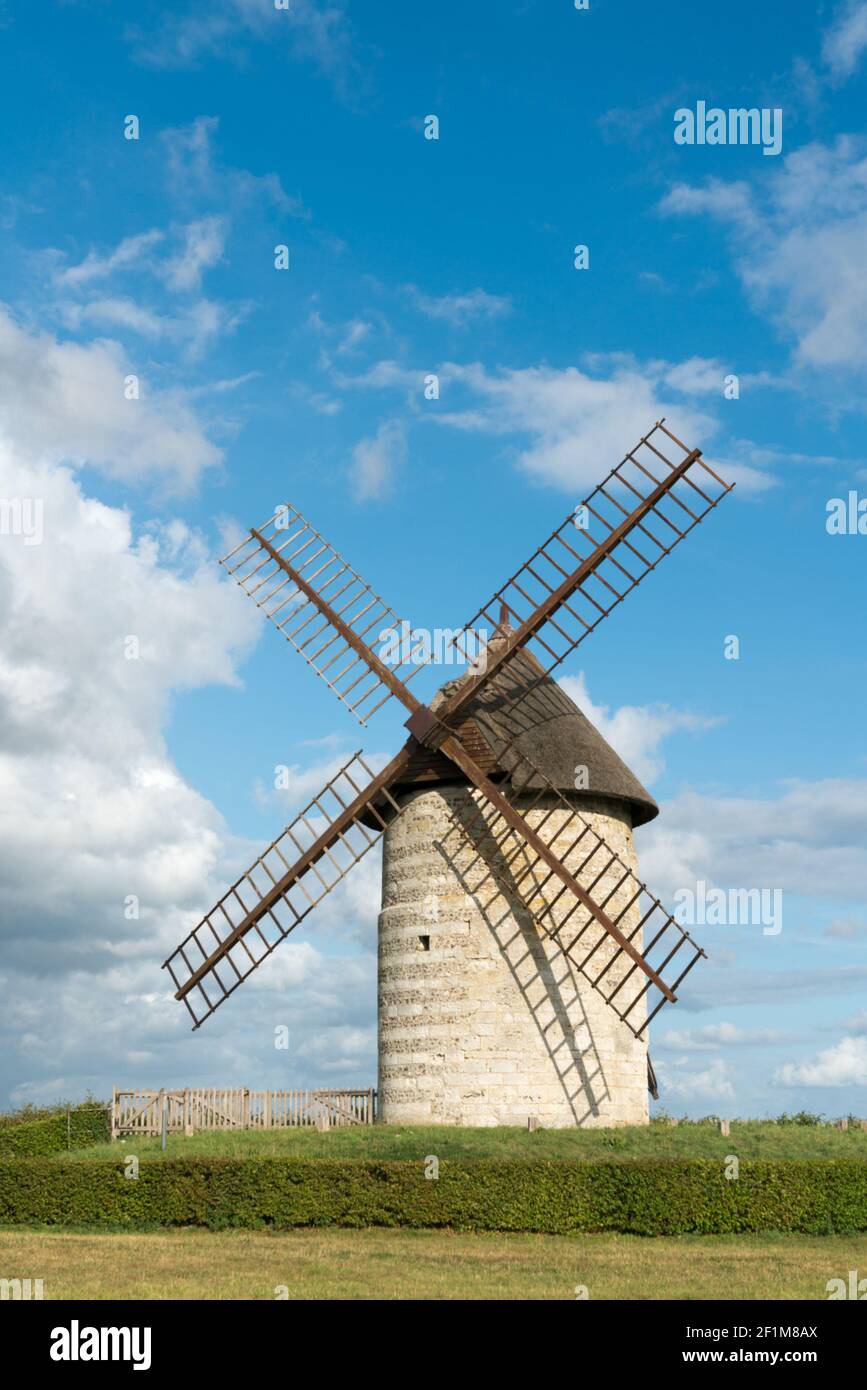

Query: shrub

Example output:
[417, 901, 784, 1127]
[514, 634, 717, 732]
[0, 1157, 865, 1234]
[0, 1103, 109, 1157]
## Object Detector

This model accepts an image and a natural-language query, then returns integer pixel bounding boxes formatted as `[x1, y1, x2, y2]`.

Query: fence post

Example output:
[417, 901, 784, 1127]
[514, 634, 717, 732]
[110, 1086, 117, 1142]
[160, 1088, 167, 1152]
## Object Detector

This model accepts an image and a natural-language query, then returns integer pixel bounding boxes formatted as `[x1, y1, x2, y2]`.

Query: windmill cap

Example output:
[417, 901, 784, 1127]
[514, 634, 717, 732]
[426, 643, 659, 828]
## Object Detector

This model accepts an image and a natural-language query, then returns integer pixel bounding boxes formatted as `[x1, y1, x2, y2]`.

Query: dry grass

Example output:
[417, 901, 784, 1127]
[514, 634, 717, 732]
[1, 1227, 864, 1300]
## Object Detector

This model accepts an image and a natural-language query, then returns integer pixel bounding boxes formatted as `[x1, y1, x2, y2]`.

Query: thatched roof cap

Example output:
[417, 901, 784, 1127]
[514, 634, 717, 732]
[394, 641, 658, 829]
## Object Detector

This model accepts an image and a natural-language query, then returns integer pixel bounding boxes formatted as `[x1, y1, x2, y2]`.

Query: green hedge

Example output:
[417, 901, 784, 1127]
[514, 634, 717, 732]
[1, 1157, 866, 1234]
[0, 1104, 109, 1158]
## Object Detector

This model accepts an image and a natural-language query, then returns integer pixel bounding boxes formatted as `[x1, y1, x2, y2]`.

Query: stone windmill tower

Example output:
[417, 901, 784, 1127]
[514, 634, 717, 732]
[377, 642, 661, 1127]
[164, 422, 733, 1128]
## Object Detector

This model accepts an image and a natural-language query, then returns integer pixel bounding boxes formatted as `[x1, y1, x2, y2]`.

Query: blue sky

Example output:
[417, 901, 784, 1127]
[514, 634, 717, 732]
[0, 0, 866, 1117]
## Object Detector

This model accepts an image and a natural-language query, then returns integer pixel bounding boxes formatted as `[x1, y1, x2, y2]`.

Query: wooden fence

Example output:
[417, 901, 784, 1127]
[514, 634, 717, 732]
[111, 1087, 376, 1138]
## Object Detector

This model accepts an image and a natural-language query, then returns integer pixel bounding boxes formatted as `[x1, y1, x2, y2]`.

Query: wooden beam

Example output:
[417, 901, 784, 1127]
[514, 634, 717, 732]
[433, 449, 702, 728]
[252, 528, 422, 715]
[437, 733, 676, 1002]
[173, 742, 414, 1000]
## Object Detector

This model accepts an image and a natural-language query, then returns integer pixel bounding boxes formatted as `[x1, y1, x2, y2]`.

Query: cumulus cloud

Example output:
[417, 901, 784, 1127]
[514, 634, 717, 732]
[0, 305, 221, 493]
[654, 1055, 735, 1101]
[0, 437, 385, 1105]
[822, 1, 867, 82]
[559, 672, 718, 784]
[337, 351, 782, 492]
[350, 418, 407, 501]
[641, 777, 867, 909]
[661, 136, 867, 371]
[430, 358, 776, 494]
[775, 1036, 867, 1087]
[0, 440, 261, 1098]
[433, 360, 718, 492]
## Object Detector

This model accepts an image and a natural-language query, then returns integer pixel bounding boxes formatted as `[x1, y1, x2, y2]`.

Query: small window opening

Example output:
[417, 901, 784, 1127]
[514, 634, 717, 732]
[418, 935, 430, 952]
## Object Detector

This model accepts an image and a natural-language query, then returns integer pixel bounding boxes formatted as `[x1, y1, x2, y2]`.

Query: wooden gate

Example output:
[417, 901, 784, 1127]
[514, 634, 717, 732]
[111, 1087, 376, 1137]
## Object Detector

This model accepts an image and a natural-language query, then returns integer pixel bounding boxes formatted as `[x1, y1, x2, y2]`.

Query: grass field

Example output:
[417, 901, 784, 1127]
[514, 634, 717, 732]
[67, 1117, 867, 1163]
[1, 1227, 863, 1299]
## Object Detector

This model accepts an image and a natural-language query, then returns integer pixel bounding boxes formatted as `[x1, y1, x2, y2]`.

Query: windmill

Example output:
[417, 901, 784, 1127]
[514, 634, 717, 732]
[164, 420, 733, 1127]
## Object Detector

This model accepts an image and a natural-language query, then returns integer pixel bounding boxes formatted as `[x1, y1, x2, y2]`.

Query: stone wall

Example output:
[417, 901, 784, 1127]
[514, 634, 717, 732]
[377, 783, 649, 1128]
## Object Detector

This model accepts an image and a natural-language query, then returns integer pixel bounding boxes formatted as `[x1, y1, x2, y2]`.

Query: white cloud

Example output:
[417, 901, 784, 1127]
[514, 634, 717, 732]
[256, 749, 375, 812]
[660, 356, 780, 397]
[824, 917, 867, 939]
[775, 1036, 867, 1087]
[654, 1056, 734, 1101]
[307, 310, 373, 360]
[660, 178, 757, 228]
[161, 216, 226, 292]
[430, 359, 772, 494]
[131, 0, 358, 97]
[822, 1, 867, 81]
[162, 116, 310, 221]
[335, 358, 420, 392]
[62, 297, 169, 338]
[338, 352, 779, 492]
[405, 285, 512, 327]
[48, 216, 249, 360]
[55, 230, 165, 289]
[0, 305, 221, 493]
[0, 432, 383, 1105]
[641, 777, 867, 908]
[350, 418, 406, 501]
[336, 319, 371, 354]
[658, 1022, 781, 1051]
[0, 438, 250, 1072]
[661, 136, 867, 371]
[559, 671, 718, 784]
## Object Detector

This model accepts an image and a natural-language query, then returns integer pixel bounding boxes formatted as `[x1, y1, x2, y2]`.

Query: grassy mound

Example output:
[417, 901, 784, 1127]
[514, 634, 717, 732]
[67, 1116, 867, 1163]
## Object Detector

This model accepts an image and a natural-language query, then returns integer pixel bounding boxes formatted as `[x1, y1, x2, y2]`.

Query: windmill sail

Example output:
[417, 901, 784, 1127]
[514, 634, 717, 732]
[163, 751, 405, 1028]
[433, 728, 677, 1002]
[221, 505, 432, 724]
[445, 421, 733, 722]
[438, 743, 704, 1036]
